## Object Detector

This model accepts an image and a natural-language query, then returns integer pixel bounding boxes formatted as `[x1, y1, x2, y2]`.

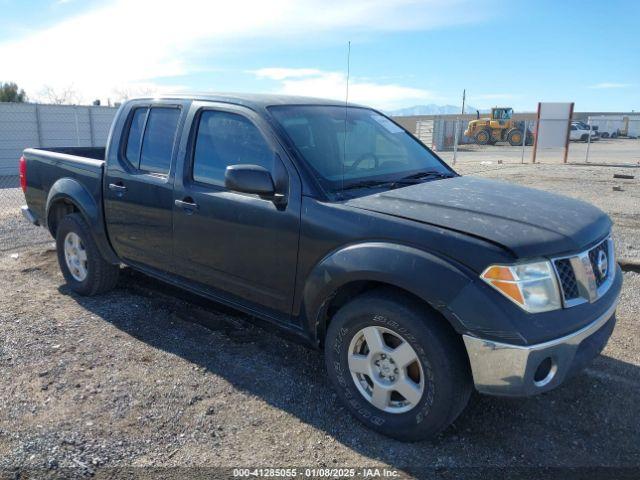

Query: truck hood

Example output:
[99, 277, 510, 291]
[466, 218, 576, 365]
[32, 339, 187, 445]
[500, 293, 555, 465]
[344, 176, 611, 258]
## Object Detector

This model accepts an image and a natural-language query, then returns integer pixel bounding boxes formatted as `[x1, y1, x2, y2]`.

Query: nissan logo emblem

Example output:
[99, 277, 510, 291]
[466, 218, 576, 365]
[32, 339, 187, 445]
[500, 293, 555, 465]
[597, 250, 608, 279]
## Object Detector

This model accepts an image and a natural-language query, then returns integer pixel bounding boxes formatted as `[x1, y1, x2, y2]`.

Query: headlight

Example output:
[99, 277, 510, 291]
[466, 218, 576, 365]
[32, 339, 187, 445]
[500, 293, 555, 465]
[480, 260, 562, 313]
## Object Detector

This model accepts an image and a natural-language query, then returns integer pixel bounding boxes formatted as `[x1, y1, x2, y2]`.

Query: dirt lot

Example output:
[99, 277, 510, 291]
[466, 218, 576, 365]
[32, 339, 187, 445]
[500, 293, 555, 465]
[438, 137, 640, 166]
[1, 162, 639, 478]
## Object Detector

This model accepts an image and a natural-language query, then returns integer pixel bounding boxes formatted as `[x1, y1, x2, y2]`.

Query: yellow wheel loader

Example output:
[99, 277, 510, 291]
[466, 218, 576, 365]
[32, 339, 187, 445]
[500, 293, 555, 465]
[464, 107, 533, 146]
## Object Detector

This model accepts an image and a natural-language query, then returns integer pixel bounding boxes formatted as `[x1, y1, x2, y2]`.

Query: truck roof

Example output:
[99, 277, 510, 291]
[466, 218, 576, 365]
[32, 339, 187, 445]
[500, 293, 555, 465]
[130, 92, 364, 110]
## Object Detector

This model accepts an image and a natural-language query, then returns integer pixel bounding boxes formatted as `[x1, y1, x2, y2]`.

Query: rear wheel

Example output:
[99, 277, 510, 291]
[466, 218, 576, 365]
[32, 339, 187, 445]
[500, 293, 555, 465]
[56, 213, 119, 296]
[475, 129, 491, 145]
[324, 290, 472, 441]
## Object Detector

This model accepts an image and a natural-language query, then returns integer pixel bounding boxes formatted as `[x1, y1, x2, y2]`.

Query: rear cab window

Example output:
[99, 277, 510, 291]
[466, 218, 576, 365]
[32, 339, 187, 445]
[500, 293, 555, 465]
[123, 106, 181, 175]
[125, 108, 147, 164]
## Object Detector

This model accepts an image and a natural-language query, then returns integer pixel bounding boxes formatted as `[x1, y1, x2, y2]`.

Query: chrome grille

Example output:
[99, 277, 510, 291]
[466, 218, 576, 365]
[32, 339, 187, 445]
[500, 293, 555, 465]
[552, 237, 614, 307]
[554, 258, 579, 300]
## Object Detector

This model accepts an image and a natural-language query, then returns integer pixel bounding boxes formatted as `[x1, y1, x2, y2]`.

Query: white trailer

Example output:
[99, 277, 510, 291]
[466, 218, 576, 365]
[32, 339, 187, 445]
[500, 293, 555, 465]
[624, 115, 640, 138]
[588, 115, 624, 138]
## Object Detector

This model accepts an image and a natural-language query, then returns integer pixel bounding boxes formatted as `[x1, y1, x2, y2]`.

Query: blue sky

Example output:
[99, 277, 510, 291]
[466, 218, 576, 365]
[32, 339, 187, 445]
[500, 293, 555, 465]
[0, 0, 638, 111]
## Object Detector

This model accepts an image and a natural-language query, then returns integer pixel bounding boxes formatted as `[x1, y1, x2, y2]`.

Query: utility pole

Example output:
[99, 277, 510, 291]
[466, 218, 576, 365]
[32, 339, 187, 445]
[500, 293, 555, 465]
[453, 89, 465, 165]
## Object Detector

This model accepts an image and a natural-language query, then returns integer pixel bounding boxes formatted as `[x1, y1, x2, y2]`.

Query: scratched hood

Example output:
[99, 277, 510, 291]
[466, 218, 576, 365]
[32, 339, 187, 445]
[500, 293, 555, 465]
[345, 176, 611, 258]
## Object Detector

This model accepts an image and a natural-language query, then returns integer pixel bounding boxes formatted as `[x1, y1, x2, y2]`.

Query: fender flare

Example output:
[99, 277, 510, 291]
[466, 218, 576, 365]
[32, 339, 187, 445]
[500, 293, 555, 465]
[45, 177, 120, 264]
[302, 242, 475, 343]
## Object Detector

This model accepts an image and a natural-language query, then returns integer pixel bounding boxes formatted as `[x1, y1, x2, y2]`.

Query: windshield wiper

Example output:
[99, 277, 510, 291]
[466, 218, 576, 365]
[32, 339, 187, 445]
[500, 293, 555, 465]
[338, 171, 455, 197]
[341, 179, 394, 191]
[399, 170, 456, 181]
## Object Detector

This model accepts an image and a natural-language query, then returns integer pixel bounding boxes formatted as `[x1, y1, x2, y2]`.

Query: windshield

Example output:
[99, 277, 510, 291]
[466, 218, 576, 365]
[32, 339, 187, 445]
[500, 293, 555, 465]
[269, 105, 453, 196]
[494, 108, 513, 120]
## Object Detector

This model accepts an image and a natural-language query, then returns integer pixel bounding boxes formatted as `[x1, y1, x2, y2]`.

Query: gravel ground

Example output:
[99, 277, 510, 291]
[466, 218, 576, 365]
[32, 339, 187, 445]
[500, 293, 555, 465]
[0, 181, 50, 252]
[0, 208, 51, 252]
[1, 163, 639, 478]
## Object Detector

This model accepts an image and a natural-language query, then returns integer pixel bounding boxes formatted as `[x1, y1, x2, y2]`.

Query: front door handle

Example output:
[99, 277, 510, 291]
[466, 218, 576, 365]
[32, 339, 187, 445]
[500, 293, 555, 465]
[175, 198, 199, 213]
[108, 183, 127, 196]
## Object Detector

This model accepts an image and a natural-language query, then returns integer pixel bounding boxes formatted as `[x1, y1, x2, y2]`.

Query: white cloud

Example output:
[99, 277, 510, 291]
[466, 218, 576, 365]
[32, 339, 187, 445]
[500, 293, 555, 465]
[0, 0, 488, 103]
[588, 82, 634, 89]
[252, 68, 436, 110]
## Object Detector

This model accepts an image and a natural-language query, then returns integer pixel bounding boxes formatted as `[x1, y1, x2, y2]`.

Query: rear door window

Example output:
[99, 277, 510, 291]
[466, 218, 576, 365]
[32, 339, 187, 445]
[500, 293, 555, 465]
[192, 110, 273, 186]
[125, 107, 148, 165]
[139, 107, 181, 175]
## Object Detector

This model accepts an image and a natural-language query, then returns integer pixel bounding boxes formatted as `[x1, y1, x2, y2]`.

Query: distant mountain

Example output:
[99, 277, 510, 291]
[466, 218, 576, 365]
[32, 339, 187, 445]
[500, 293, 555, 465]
[387, 104, 488, 116]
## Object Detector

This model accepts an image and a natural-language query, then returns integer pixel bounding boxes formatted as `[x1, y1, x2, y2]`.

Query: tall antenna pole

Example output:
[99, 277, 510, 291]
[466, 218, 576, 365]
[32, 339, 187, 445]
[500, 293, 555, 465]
[341, 40, 351, 196]
[345, 41, 351, 106]
[461, 89, 466, 114]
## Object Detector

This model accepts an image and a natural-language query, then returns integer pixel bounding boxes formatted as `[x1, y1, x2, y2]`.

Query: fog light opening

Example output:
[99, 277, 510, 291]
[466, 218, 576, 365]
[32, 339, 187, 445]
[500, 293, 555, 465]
[533, 357, 557, 387]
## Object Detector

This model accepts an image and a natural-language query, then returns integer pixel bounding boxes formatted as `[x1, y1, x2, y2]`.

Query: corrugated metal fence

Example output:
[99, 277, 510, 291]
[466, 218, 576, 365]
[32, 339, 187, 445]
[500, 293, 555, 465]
[0, 102, 118, 175]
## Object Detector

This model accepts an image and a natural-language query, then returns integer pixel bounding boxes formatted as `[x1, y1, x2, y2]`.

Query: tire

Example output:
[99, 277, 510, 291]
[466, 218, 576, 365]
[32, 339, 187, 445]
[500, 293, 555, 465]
[324, 289, 472, 441]
[507, 129, 524, 146]
[475, 129, 490, 145]
[601, 132, 609, 139]
[55, 213, 119, 296]
[580, 134, 589, 142]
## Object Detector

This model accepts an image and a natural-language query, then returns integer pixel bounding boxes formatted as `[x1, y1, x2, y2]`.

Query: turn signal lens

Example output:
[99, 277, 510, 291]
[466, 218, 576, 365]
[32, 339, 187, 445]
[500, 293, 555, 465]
[482, 265, 516, 281]
[480, 261, 562, 313]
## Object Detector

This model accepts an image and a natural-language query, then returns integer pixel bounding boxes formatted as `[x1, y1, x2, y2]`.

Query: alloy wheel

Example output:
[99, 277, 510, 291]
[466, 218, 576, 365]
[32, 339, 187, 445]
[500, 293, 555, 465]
[347, 325, 425, 413]
[64, 232, 88, 282]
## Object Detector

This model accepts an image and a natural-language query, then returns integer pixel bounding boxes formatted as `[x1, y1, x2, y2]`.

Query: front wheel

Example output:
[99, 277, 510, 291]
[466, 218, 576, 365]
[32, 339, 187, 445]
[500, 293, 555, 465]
[324, 290, 472, 441]
[56, 213, 119, 296]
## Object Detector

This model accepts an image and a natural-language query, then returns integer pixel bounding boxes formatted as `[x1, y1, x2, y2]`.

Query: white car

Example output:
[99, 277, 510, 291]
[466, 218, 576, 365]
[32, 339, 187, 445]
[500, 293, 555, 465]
[570, 123, 598, 142]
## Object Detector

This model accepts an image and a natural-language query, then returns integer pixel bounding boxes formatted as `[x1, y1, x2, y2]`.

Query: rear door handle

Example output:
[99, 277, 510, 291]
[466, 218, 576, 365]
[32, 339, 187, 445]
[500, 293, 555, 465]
[175, 198, 199, 213]
[108, 183, 127, 195]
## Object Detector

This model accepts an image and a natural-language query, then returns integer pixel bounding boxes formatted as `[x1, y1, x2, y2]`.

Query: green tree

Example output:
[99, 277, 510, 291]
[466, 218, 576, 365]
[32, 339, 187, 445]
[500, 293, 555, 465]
[0, 82, 27, 103]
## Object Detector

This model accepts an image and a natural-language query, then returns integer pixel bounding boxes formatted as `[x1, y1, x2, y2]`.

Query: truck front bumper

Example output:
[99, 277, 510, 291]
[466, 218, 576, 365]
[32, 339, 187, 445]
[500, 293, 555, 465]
[462, 298, 618, 396]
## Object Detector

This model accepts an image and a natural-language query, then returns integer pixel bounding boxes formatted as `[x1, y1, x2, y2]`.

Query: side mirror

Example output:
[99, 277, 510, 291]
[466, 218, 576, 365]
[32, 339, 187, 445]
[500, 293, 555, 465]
[225, 164, 280, 198]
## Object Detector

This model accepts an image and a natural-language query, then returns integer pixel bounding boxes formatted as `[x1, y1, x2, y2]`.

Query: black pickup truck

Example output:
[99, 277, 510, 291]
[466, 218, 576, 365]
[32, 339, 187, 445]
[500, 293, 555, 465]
[20, 94, 621, 440]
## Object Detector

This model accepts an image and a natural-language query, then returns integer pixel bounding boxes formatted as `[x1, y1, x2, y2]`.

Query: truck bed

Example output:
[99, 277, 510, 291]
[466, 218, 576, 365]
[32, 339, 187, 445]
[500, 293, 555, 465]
[21, 146, 107, 229]
[36, 147, 106, 160]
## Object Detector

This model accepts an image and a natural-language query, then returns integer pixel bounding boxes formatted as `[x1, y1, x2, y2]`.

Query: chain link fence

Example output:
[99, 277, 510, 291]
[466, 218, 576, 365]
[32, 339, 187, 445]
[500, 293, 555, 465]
[579, 116, 640, 165]
[395, 111, 640, 172]
[0, 102, 117, 253]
